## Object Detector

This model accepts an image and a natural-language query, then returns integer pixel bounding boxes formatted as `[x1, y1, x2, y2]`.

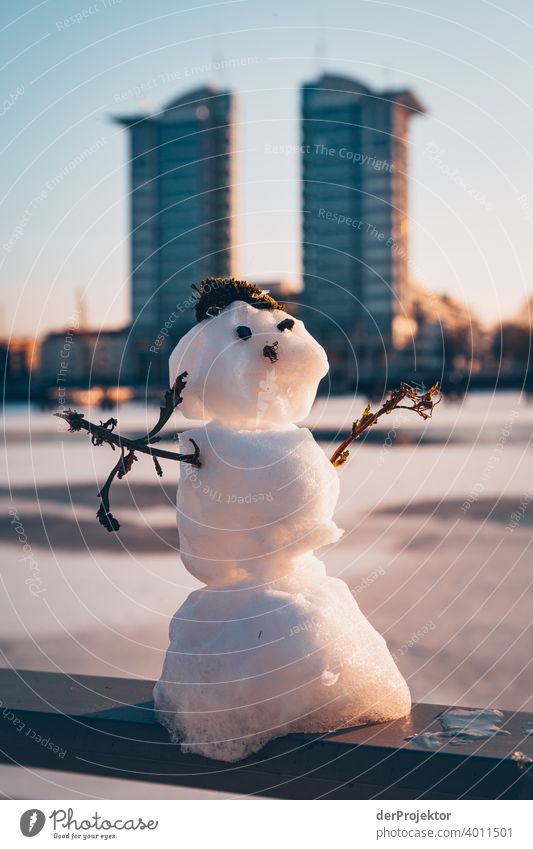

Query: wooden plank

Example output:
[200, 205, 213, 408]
[0, 669, 531, 799]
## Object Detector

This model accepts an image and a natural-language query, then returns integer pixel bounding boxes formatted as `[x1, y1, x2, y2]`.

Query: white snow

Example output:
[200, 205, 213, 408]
[155, 300, 410, 761]
[155, 570, 410, 762]
[3, 395, 531, 720]
[175, 421, 341, 586]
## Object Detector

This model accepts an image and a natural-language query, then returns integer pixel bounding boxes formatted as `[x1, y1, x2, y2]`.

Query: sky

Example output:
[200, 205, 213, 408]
[1, 0, 533, 337]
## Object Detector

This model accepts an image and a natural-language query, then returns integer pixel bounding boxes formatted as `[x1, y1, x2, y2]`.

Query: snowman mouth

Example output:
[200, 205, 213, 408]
[262, 341, 279, 363]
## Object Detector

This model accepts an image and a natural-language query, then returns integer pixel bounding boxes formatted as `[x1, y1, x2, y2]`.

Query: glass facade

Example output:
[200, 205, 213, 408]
[301, 75, 423, 388]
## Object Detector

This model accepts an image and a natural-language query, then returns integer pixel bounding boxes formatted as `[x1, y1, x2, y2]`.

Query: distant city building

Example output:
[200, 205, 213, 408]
[115, 85, 235, 378]
[38, 327, 135, 387]
[300, 73, 425, 389]
[396, 281, 485, 380]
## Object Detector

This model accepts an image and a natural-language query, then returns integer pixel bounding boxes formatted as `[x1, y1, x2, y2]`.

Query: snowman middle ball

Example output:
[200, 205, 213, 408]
[169, 298, 340, 586]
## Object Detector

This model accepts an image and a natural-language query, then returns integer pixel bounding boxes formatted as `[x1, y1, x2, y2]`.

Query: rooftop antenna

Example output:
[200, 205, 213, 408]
[76, 287, 88, 331]
[381, 62, 395, 90]
[212, 31, 226, 84]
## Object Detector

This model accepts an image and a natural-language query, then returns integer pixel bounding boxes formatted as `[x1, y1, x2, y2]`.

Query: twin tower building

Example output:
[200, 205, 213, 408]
[116, 75, 424, 389]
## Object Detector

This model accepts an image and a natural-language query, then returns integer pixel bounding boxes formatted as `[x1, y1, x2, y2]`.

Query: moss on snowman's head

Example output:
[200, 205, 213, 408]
[194, 278, 285, 322]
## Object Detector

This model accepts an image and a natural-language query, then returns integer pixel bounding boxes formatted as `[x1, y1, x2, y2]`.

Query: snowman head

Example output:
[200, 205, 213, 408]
[169, 279, 329, 428]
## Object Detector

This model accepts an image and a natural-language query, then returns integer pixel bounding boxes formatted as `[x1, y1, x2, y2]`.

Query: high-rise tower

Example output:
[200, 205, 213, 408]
[301, 74, 424, 389]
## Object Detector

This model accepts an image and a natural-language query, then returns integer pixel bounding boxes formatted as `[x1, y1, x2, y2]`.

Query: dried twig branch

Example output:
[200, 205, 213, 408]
[330, 382, 442, 467]
[55, 371, 201, 532]
[55, 411, 199, 464]
[138, 371, 189, 443]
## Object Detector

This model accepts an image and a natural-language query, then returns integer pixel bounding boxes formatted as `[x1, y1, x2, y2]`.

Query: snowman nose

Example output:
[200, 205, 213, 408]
[263, 341, 279, 363]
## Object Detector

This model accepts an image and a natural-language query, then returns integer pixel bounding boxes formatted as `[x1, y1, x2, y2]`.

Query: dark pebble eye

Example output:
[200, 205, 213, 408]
[277, 318, 295, 332]
[236, 325, 252, 340]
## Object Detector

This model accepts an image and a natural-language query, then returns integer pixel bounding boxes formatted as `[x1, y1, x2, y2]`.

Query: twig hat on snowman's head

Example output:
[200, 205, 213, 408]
[193, 278, 285, 322]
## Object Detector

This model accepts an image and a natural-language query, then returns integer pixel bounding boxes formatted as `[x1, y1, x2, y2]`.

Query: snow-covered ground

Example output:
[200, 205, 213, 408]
[1, 392, 532, 795]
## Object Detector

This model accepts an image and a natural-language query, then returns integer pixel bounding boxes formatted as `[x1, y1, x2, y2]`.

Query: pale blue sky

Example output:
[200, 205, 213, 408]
[1, 0, 533, 336]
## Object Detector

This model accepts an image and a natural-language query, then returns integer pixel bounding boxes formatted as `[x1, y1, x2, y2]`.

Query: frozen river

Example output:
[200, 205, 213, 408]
[1, 391, 532, 797]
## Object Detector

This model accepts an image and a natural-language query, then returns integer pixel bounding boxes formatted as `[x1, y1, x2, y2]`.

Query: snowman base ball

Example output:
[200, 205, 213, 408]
[154, 280, 411, 762]
[155, 565, 411, 762]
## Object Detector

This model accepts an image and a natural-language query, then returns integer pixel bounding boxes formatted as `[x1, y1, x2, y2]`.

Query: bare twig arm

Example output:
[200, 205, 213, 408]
[330, 382, 441, 467]
[139, 371, 189, 444]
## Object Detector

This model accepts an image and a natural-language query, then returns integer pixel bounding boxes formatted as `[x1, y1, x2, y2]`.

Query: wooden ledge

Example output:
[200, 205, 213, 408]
[0, 669, 531, 799]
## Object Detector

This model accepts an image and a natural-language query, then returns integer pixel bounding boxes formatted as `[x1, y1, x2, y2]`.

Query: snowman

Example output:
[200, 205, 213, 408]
[154, 279, 410, 762]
